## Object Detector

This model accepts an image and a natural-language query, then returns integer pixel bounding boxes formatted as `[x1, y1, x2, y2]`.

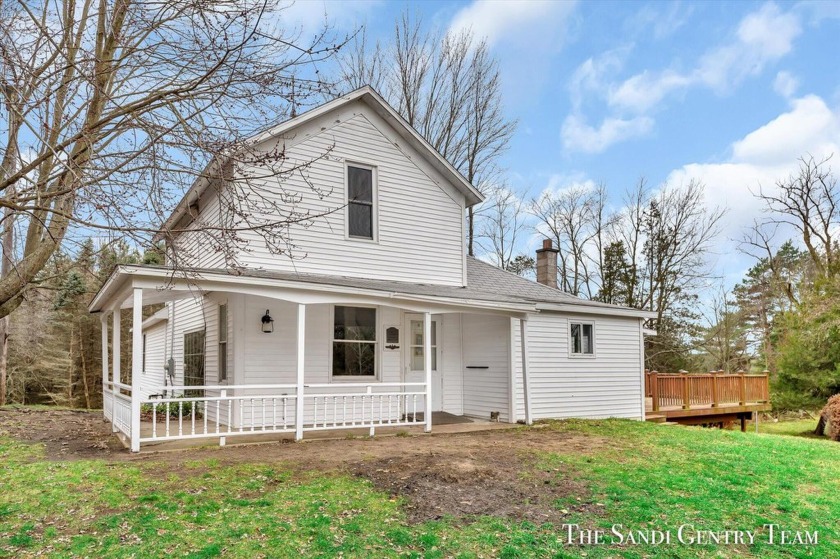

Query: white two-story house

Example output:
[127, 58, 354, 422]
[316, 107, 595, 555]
[90, 87, 654, 451]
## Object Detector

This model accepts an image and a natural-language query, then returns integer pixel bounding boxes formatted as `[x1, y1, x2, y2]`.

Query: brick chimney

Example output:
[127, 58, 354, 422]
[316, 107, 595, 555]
[536, 238, 559, 289]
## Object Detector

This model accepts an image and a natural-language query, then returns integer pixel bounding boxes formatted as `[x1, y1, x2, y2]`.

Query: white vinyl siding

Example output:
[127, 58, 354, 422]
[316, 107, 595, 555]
[512, 313, 644, 420]
[140, 322, 167, 400]
[183, 102, 467, 285]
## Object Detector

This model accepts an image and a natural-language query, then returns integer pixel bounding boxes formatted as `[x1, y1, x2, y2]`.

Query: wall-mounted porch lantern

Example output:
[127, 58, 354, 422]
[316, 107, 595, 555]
[261, 309, 274, 333]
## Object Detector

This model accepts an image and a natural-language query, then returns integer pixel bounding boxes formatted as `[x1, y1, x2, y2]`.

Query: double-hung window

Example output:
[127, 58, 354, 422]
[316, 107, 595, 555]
[347, 165, 375, 240]
[332, 306, 377, 377]
[570, 322, 594, 356]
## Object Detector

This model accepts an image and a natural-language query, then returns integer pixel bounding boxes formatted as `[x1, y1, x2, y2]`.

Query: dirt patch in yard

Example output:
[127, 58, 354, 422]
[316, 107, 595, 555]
[1, 407, 612, 523]
[348, 447, 595, 524]
[0, 406, 124, 459]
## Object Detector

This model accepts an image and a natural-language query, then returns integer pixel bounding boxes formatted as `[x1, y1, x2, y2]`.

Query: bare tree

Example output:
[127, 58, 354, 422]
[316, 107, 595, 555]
[696, 285, 750, 373]
[336, 12, 516, 255]
[476, 185, 528, 270]
[530, 183, 613, 297]
[752, 154, 839, 277]
[0, 0, 348, 319]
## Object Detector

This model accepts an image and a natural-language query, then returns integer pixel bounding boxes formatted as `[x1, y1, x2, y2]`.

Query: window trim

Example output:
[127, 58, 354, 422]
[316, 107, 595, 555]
[218, 303, 228, 383]
[569, 320, 596, 358]
[329, 304, 380, 381]
[142, 333, 147, 373]
[344, 161, 378, 243]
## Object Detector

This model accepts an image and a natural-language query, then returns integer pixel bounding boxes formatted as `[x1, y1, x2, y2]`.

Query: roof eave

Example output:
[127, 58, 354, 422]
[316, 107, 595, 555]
[535, 301, 657, 319]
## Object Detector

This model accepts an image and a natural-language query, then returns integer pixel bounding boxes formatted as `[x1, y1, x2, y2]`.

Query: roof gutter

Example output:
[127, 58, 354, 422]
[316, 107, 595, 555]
[535, 302, 657, 319]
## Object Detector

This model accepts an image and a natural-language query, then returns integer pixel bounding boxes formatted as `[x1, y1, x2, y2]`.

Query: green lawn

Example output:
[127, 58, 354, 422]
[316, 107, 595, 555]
[754, 418, 822, 438]
[1, 418, 838, 558]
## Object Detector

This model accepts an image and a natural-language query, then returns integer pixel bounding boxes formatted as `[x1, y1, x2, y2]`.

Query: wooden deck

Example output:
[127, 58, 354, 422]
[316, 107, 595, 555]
[644, 372, 771, 430]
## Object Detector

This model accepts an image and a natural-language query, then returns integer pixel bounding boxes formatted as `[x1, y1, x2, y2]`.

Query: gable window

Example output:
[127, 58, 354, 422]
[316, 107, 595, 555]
[570, 322, 594, 356]
[218, 304, 228, 382]
[347, 165, 375, 239]
[184, 330, 206, 396]
[332, 306, 376, 377]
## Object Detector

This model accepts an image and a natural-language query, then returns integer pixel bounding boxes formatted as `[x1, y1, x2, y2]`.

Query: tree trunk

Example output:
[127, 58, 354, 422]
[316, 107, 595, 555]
[79, 329, 91, 409]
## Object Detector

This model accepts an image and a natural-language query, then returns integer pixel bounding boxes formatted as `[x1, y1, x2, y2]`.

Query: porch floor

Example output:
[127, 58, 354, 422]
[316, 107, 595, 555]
[130, 412, 515, 453]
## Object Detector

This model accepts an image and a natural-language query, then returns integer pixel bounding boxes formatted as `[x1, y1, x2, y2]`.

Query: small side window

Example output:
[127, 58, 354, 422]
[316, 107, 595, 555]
[570, 322, 594, 355]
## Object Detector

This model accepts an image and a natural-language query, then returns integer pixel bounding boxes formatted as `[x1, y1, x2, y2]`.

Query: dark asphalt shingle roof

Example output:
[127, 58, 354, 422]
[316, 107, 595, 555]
[148, 257, 637, 312]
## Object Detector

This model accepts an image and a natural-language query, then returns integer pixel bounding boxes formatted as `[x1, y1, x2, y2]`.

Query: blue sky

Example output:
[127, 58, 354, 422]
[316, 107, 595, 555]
[281, 0, 840, 286]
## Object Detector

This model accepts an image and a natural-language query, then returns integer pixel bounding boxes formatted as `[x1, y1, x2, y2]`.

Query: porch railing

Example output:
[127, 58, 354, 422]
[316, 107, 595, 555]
[102, 380, 133, 438]
[645, 372, 770, 412]
[103, 382, 427, 446]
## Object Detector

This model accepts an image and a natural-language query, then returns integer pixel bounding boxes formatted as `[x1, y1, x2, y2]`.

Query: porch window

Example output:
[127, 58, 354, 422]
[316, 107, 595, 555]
[218, 304, 228, 382]
[409, 319, 437, 371]
[184, 330, 206, 395]
[570, 322, 594, 355]
[332, 306, 376, 377]
[347, 165, 375, 240]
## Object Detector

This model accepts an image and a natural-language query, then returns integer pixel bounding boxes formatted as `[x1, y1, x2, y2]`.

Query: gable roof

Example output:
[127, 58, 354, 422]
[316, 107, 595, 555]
[157, 86, 484, 240]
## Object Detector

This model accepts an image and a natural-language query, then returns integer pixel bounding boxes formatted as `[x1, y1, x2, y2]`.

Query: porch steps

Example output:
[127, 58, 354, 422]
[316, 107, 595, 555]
[645, 413, 667, 424]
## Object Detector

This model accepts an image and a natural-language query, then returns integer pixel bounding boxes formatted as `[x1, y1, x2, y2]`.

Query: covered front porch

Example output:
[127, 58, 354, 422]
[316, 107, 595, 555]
[92, 265, 536, 452]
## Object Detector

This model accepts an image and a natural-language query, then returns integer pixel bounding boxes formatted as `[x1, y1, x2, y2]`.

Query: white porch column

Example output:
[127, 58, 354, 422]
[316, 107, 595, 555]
[520, 317, 533, 426]
[130, 288, 143, 452]
[100, 313, 109, 422]
[295, 303, 306, 441]
[423, 311, 432, 433]
[111, 307, 120, 433]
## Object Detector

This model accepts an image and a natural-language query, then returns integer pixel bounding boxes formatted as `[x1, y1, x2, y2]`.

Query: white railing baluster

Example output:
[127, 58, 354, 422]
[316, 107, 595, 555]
[239, 399, 243, 432]
[333, 396, 338, 428]
[152, 403, 157, 439]
[166, 402, 170, 438]
[342, 396, 347, 427]
[178, 401, 183, 437]
[203, 400, 208, 435]
[216, 399, 221, 434]
[191, 401, 196, 435]
[250, 398, 256, 432]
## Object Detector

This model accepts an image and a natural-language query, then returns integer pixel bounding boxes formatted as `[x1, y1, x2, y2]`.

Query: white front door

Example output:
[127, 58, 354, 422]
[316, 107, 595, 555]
[404, 314, 443, 412]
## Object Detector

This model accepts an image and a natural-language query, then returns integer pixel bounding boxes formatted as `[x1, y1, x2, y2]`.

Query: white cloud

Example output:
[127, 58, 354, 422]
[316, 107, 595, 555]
[448, 0, 576, 49]
[666, 94, 840, 242]
[569, 47, 630, 110]
[609, 3, 801, 113]
[562, 3, 805, 154]
[608, 70, 692, 114]
[626, 3, 694, 40]
[773, 71, 799, 98]
[448, 0, 578, 102]
[561, 114, 654, 154]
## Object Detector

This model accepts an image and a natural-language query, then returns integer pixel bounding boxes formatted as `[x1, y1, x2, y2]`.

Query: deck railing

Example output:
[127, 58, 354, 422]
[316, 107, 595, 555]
[103, 382, 428, 446]
[645, 371, 770, 412]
